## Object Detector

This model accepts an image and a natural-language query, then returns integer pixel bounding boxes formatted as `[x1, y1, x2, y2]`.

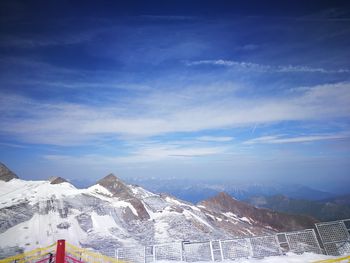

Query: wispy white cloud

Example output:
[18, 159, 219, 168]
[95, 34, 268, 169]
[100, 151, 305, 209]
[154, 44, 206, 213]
[0, 82, 349, 146]
[43, 143, 228, 165]
[187, 59, 350, 73]
[244, 133, 350, 145]
[197, 136, 233, 142]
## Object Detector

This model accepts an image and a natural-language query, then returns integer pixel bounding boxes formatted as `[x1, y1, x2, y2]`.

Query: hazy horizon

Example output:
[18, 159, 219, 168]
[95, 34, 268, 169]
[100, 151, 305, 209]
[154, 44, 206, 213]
[0, 1, 349, 194]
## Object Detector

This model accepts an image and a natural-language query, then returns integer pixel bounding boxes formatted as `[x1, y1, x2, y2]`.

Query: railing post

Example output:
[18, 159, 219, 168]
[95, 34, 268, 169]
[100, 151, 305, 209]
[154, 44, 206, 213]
[209, 241, 214, 261]
[180, 242, 184, 262]
[56, 240, 65, 263]
[218, 240, 224, 261]
[153, 245, 156, 262]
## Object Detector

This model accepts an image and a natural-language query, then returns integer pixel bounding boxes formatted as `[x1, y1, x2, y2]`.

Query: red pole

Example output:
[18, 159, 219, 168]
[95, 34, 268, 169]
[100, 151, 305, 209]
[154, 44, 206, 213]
[56, 240, 66, 263]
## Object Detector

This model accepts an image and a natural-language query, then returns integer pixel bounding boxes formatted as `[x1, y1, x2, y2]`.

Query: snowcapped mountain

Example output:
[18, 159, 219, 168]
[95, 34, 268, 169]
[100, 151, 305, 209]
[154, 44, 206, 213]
[0, 165, 317, 258]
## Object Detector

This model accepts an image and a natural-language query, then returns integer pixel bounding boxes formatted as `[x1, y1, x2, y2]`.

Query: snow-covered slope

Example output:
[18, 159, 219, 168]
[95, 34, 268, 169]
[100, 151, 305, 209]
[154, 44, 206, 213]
[0, 174, 316, 258]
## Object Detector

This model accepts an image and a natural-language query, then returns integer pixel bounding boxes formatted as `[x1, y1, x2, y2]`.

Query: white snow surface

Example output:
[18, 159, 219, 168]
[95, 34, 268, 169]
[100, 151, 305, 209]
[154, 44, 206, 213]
[0, 179, 79, 209]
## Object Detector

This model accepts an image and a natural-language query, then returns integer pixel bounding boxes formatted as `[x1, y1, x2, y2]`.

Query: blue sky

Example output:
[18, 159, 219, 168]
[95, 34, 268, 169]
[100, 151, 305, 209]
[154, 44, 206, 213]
[0, 1, 350, 192]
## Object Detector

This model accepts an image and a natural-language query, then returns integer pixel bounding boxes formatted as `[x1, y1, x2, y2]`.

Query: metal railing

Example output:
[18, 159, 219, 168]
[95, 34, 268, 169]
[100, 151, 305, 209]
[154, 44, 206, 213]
[106, 219, 350, 262]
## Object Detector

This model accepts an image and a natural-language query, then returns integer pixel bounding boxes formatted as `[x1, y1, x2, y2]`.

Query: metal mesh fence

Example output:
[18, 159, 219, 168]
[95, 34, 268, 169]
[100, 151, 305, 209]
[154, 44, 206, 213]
[117, 246, 145, 263]
[220, 238, 252, 260]
[145, 246, 154, 263]
[210, 241, 223, 261]
[316, 220, 350, 256]
[250, 235, 282, 258]
[183, 241, 212, 262]
[285, 229, 322, 254]
[154, 242, 182, 261]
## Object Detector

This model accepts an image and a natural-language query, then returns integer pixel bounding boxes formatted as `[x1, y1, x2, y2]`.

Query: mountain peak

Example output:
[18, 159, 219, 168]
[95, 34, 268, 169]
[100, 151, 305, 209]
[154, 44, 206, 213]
[0, 162, 19, 182]
[217, 191, 235, 200]
[97, 173, 130, 197]
[48, 176, 68, 184]
[97, 173, 124, 186]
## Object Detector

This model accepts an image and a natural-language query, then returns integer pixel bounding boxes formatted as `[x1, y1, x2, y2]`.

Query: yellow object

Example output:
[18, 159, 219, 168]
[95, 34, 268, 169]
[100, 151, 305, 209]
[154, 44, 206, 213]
[0, 242, 125, 263]
[313, 255, 350, 263]
[0, 243, 56, 263]
[65, 242, 124, 263]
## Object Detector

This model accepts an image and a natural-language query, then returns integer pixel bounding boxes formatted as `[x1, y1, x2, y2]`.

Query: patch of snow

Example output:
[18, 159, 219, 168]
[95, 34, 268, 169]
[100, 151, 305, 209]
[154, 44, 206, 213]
[0, 179, 79, 209]
[154, 220, 170, 242]
[87, 184, 113, 197]
[114, 200, 139, 216]
[90, 212, 117, 236]
[0, 208, 87, 252]
[223, 212, 238, 219]
[240, 217, 252, 224]
[165, 196, 200, 211]
[183, 210, 214, 229]
[165, 196, 185, 206]
[129, 185, 155, 198]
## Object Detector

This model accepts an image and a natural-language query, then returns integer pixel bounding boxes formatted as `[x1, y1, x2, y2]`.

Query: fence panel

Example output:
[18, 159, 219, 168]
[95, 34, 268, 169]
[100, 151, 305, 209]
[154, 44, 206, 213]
[210, 241, 223, 261]
[154, 242, 182, 261]
[285, 229, 322, 254]
[316, 220, 350, 256]
[144, 246, 154, 263]
[250, 235, 282, 258]
[183, 241, 212, 262]
[117, 246, 145, 263]
[276, 233, 290, 253]
[220, 238, 252, 260]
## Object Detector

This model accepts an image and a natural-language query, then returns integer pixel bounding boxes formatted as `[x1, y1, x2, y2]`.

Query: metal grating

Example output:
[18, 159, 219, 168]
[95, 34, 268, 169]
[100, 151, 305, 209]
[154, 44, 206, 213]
[250, 235, 282, 258]
[154, 242, 182, 261]
[285, 229, 322, 254]
[220, 238, 252, 260]
[117, 246, 145, 263]
[210, 241, 223, 261]
[277, 233, 290, 253]
[183, 241, 212, 262]
[316, 220, 350, 256]
[145, 246, 154, 263]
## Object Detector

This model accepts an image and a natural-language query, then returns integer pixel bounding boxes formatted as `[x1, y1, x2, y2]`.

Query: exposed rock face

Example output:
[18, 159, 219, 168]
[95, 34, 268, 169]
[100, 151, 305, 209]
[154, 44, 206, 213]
[199, 192, 318, 232]
[97, 174, 130, 197]
[49, 176, 68, 185]
[0, 163, 18, 182]
[97, 174, 150, 220]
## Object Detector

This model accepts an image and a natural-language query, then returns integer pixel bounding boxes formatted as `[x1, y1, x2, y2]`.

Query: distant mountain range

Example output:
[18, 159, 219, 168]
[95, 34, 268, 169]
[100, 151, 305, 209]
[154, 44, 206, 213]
[0, 162, 316, 258]
[126, 177, 336, 203]
[247, 194, 350, 222]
